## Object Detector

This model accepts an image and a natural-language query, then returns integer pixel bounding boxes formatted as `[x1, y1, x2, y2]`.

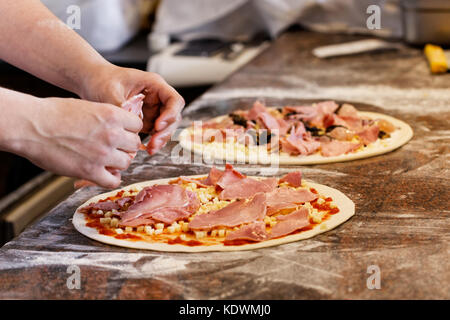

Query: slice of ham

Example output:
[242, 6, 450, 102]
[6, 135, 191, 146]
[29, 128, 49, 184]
[284, 105, 318, 122]
[172, 176, 210, 188]
[323, 113, 349, 129]
[337, 103, 358, 118]
[148, 208, 193, 224]
[320, 140, 362, 157]
[120, 217, 156, 227]
[328, 126, 354, 141]
[224, 221, 268, 243]
[121, 93, 145, 119]
[201, 166, 224, 186]
[266, 187, 318, 215]
[116, 197, 133, 208]
[309, 101, 339, 127]
[279, 171, 302, 187]
[276, 118, 292, 136]
[247, 101, 267, 121]
[258, 112, 280, 131]
[216, 164, 246, 189]
[357, 125, 380, 145]
[85, 200, 120, 212]
[281, 124, 321, 155]
[189, 193, 267, 230]
[120, 185, 199, 226]
[219, 177, 278, 200]
[269, 207, 310, 239]
[246, 101, 289, 135]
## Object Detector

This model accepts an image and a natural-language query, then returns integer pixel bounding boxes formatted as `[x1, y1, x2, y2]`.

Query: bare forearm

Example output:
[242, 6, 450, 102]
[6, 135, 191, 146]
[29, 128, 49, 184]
[0, 0, 110, 96]
[0, 87, 40, 155]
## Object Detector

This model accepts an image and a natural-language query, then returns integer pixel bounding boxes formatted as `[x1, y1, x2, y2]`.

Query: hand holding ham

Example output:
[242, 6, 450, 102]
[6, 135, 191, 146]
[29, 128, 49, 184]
[80, 65, 185, 155]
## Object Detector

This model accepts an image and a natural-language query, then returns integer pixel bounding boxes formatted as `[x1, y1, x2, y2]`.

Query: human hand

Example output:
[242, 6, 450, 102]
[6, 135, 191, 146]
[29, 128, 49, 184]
[80, 64, 185, 155]
[18, 97, 143, 188]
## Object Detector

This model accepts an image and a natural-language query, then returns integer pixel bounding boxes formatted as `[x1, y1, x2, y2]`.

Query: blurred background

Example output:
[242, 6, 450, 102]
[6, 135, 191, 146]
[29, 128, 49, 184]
[1, 0, 449, 245]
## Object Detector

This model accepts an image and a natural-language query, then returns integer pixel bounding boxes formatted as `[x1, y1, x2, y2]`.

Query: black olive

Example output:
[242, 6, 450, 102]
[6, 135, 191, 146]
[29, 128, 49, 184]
[246, 129, 274, 145]
[378, 130, 390, 139]
[258, 131, 273, 145]
[325, 125, 347, 133]
[334, 104, 343, 114]
[229, 113, 247, 127]
[300, 120, 323, 136]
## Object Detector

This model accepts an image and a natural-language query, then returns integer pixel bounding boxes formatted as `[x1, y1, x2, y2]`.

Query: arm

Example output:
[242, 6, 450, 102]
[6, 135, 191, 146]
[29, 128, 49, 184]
[0, 0, 185, 154]
[0, 87, 142, 188]
[0, 0, 107, 96]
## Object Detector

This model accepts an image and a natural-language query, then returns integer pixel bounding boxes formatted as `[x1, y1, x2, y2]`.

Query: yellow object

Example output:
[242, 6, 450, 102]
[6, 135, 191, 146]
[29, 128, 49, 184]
[424, 44, 448, 74]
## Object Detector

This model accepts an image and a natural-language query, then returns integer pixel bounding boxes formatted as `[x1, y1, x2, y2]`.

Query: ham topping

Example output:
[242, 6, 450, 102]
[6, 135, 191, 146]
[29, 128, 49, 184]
[279, 171, 302, 187]
[216, 164, 246, 189]
[284, 105, 318, 121]
[247, 101, 291, 135]
[309, 101, 339, 127]
[281, 124, 321, 156]
[189, 193, 267, 230]
[219, 177, 278, 200]
[357, 125, 380, 145]
[266, 187, 318, 215]
[121, 93, 145, 119]
[85, 200, 120, 212]
[201, 166, 224, 186]
[269, 207, 310, 239]
[328, 126, 354, 141]
[320, 140, 363, 157]
[174, 176, 210, 188]
[120, 185, 200, 226]
[224, 221, 268, 242]
[337, 103, 358, 118]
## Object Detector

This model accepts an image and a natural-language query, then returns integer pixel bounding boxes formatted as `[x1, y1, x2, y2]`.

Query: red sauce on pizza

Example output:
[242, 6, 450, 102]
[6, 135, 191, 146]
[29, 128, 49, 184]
[114, 234, 142, 241]
[167, 237, 203, 246]
[311, 198, 340, 215]
[223, 239, 255, 246]
[86, 217, 116, 236]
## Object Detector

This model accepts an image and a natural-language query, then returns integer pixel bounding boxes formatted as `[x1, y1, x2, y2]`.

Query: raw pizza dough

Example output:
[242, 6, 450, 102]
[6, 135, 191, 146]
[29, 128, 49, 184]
[178, 111, 413, 165]
[73, 175, 355, 252]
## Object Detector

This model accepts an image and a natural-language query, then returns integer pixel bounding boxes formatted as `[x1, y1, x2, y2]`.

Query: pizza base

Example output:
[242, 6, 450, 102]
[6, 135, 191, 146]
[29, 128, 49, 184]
[73, 176, 355, 252]
[178, 111, 413, 165]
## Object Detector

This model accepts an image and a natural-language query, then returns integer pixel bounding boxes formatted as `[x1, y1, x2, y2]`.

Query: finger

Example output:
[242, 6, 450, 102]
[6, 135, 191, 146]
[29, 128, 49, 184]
[115, 130, 141, 153]
[141, 103, 161, 133]
[145, 77, 184, 131]
[93, 167, 121, 189]
[146, 119, 180, 155]
[154, 93, 185, 131]
[114, 107, 143, 133]
[104, 149, 132, 171]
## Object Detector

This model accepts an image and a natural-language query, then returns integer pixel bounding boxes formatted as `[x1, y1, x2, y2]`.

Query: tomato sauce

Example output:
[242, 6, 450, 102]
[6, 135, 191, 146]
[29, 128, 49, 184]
[167, 236, 203, 246]
[114, 234, 142, 241]
[223, 239, 256, 246]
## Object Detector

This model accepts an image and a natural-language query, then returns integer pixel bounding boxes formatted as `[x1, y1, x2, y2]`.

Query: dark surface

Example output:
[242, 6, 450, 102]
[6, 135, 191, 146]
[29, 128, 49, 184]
[0, 31, 448, 299]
